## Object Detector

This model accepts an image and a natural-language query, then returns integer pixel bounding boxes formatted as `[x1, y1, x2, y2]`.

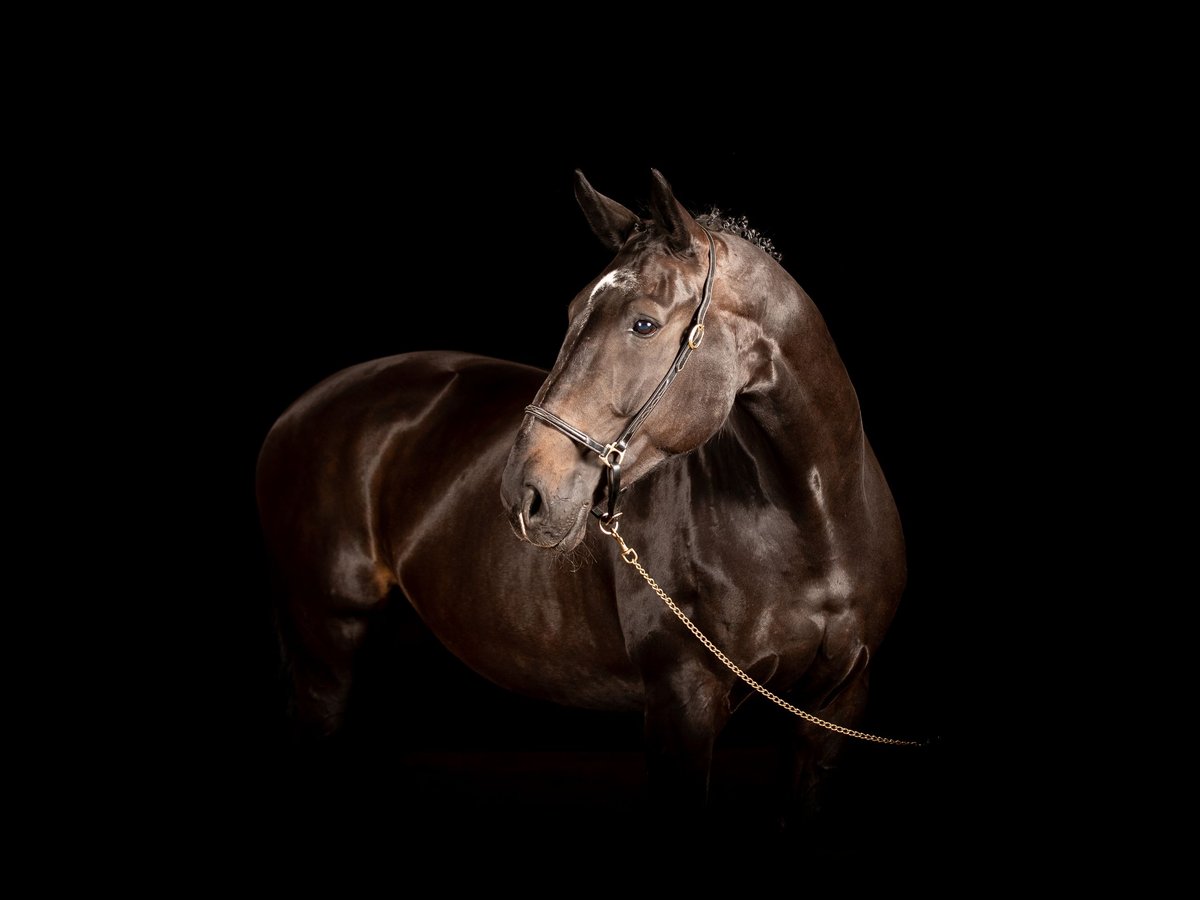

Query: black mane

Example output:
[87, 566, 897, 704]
[697, 209, 782, 261]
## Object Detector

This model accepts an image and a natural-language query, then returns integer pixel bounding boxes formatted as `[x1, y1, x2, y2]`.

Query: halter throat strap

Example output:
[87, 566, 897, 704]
[524, 227, 717, 523]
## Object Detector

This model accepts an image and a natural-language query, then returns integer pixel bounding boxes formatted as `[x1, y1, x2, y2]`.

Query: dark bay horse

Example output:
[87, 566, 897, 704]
[256, 170, 907, 818]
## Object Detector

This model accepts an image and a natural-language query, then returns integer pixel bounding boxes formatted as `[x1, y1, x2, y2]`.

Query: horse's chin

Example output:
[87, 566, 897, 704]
[553, 505, 590, 552]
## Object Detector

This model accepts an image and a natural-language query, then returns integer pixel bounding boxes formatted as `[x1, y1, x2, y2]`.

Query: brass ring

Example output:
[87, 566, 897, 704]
[597, 513, 622, 535]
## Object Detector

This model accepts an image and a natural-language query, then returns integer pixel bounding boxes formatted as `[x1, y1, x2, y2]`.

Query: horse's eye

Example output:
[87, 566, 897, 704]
[632, 318, 659, 337]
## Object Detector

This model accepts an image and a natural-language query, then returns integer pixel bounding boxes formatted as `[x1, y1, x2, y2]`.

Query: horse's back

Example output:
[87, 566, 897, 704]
[261, 350, 542, 444]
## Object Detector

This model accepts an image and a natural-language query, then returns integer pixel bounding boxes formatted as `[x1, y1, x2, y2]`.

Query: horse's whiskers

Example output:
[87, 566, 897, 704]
[555, 529, 597, 573]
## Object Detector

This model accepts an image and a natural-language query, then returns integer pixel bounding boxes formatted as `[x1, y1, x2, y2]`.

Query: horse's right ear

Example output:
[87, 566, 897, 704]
[574, 170, 639, 252]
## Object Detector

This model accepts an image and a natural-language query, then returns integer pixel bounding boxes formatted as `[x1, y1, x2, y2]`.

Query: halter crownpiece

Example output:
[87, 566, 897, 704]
[524, 227, 717, 525]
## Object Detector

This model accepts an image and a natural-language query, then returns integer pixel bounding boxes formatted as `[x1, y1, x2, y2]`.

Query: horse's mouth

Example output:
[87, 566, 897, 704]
[514, 502, 589, 551]
[554, 503, 590, 551]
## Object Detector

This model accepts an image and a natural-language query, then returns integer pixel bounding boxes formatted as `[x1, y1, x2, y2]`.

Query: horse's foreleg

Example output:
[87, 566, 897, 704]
[779, 668, 869, 830]
[641, 658, 731, 814]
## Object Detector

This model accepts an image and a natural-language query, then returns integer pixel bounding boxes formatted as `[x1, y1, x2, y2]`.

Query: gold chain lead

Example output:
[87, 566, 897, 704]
[604, 525, 925, 747]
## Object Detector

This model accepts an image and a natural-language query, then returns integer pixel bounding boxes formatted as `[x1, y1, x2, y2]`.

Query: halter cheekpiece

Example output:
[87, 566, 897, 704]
[524, 227, 717, 525]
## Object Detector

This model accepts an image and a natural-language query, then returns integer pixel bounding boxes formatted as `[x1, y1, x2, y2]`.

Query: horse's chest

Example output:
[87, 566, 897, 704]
[658, 513, 862, 661]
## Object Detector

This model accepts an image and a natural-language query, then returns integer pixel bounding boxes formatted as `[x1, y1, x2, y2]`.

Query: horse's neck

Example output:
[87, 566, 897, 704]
[716, 282, 868, 516]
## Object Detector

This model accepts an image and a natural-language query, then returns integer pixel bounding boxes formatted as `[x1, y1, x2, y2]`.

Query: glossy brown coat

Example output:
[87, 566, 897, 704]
[256, 171, 906, 817]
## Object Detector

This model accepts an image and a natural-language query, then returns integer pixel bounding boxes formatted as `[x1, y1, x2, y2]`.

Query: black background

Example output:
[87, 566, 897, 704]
[154, 101, 1016, 870]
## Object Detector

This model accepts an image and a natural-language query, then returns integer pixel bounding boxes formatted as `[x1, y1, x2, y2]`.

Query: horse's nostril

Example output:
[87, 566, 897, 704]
[527, 486, 543, 520]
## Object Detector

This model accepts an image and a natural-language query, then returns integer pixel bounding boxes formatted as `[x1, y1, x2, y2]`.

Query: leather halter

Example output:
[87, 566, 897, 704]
[524, 227, 717, 524]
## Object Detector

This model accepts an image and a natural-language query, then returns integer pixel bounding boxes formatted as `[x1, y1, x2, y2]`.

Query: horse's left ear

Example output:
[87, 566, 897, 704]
[575, 170, 640, 252]
[649, 169, 703, 255]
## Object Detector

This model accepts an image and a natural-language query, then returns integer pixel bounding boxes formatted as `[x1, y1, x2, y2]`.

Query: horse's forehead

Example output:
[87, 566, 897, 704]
[589, 267, 640, 302]
[576, 252, 691, 316]
[628, 247, 688, 277]
[612, 252, 691, 296]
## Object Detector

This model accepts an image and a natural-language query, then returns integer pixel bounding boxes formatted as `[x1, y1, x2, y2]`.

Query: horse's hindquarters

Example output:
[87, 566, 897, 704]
[256, 353, 534, 730]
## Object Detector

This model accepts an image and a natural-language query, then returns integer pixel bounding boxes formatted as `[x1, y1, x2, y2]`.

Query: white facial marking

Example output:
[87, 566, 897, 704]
[588, 269, 638, 304]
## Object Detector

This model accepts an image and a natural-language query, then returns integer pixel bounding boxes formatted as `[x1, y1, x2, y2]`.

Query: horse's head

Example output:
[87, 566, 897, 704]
[501, 170, 759, 552]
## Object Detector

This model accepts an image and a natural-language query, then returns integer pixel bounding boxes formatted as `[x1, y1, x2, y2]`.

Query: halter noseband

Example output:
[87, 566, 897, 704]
[524, 227, 717, 525]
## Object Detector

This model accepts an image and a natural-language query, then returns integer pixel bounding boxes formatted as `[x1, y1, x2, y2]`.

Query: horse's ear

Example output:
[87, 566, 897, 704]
[574, 170, 639, 252]
[649, 169, 702, 255]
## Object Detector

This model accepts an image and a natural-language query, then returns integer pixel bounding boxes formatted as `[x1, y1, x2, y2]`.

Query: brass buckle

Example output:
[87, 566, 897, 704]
[687, 323, 705, 349]
[599, 443, 625, 468]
